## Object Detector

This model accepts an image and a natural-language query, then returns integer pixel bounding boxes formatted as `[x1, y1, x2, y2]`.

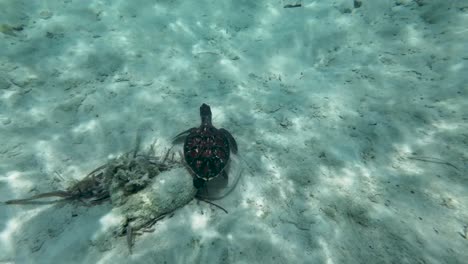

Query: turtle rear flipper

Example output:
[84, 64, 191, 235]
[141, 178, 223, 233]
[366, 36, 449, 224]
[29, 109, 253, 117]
[220, 128, 238, 154]
[193, 177, 206, 189]
[196, 156, 242, 201]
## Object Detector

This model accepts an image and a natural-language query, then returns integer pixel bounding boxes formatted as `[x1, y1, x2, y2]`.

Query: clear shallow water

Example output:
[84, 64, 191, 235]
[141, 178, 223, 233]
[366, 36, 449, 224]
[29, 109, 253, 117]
[0, 1, 467, 263]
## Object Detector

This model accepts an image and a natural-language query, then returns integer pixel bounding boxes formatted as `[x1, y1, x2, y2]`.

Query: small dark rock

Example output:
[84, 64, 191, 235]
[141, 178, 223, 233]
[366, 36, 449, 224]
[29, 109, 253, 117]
[284, 3, 302, 8]
[354, 0, 362, 8]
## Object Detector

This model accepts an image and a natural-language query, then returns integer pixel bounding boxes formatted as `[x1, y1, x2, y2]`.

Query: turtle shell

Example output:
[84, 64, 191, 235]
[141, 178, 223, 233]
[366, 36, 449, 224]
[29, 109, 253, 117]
[183, 126, 231, 181]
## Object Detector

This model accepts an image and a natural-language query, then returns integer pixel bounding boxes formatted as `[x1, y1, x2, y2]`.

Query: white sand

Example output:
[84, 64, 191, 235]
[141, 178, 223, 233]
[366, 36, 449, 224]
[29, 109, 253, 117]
[1, 0, 467, 263]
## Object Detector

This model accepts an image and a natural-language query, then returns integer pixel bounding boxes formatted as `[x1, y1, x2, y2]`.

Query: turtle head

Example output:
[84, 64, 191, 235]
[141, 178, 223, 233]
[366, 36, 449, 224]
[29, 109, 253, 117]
[200, 103, 212, 126]
[193, 177, 206, 189]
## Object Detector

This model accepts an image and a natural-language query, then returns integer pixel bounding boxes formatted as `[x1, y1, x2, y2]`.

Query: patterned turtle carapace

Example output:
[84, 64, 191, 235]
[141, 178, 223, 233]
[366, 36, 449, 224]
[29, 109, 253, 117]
[174, 104, 237, 189]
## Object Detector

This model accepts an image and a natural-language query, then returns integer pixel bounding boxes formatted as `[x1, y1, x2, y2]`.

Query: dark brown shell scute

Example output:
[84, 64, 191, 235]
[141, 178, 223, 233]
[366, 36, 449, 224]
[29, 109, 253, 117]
[184, 126, 230, 180]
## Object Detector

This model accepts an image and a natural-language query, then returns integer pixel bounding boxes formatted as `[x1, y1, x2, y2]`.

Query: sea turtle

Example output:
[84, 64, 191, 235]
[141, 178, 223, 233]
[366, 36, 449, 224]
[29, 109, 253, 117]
[173, 103, 238, 190]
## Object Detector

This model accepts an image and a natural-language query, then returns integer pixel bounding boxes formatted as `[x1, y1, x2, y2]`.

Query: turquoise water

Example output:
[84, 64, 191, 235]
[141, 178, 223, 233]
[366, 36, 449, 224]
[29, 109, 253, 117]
[1, 1, 467, 263]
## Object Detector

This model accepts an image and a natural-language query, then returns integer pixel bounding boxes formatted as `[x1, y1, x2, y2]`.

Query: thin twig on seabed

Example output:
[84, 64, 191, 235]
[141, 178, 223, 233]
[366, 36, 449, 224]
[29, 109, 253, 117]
[196, 197, 228, 214]
[406, 156, 459, 171]
[4, 191, 73, 204]
[126, 225, 133, 254]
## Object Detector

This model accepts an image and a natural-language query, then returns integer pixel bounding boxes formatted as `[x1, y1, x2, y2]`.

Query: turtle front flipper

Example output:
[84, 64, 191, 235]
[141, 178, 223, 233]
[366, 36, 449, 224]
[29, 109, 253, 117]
[172, 128, 196, 144]
[219, 128, 238, 154]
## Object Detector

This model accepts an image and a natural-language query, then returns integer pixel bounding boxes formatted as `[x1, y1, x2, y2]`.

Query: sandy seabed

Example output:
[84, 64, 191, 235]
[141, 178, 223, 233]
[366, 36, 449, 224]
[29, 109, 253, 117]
[1, 1, 467, 263]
